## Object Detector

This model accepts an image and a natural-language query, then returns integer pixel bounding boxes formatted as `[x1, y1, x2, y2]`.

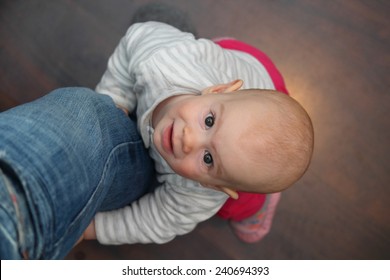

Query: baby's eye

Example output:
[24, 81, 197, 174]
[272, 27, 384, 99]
[203, 151, 213, 166]
[205, 112, 215, 128]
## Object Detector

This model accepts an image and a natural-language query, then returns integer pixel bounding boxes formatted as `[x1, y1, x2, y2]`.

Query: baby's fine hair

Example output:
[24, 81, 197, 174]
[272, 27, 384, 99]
[237, 89, 314, 193]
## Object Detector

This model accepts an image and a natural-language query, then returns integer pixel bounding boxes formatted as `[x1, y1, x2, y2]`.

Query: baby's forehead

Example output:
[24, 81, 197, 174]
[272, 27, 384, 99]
[213, 90, 313, 192]
[221, 90, 280, 109]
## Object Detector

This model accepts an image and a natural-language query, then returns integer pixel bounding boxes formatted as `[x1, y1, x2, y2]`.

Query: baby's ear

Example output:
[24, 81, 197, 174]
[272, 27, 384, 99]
[202, 79, 243, 95]
[219, 186, 239, 200]
[202, 184, 239, 200]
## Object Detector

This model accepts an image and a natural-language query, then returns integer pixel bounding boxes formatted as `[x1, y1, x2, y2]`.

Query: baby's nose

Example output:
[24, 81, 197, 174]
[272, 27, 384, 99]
[183, 126, 198, 154]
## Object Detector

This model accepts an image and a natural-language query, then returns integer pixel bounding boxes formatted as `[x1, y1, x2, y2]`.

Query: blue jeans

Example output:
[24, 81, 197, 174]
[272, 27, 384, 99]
[0, 88, 155, 259]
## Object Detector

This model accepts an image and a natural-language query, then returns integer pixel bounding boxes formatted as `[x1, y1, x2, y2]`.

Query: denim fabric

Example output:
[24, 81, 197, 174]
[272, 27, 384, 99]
[0, 88, 155, 259]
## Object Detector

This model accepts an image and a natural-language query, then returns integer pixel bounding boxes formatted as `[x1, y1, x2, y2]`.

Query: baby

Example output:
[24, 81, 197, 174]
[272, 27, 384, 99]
[82, 21, 314, 245]
[151, 79, 312, 197]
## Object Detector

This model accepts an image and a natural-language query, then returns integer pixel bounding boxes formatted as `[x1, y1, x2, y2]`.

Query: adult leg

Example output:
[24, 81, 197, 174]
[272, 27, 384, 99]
[0, 166, 31, 259]
[0, 87, 155, 259]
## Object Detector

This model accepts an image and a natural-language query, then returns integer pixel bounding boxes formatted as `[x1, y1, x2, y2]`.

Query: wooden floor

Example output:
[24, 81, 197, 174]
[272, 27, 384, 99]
[0, 0, 389, 259]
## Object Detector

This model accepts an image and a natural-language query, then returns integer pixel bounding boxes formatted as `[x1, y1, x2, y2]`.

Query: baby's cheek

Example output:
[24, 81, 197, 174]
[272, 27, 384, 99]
[173, 164, 197, 181]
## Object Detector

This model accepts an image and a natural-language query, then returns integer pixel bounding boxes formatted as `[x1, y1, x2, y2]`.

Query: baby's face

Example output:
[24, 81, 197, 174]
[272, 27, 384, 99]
[152, 91, 270, 190]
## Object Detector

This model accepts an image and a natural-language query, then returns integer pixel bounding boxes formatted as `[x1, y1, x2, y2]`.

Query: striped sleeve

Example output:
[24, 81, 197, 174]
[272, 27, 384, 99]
[95, 179, 228, 245]
[95, 21, 195, 112]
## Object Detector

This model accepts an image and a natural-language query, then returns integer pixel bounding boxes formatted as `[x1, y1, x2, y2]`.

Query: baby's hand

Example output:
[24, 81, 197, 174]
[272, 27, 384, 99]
[75, 234, 84, 247]
[83, 219, 97, 240]
[74, 220, 96, 247]
[117, 105, 129, 115]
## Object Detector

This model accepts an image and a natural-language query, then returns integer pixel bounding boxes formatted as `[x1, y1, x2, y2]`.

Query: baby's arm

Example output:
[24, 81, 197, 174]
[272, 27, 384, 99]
[79, 184, 226, 245]
[94, 181, 227, 244]
[95, 26, 137, 112]
[96, 21, 194, 113]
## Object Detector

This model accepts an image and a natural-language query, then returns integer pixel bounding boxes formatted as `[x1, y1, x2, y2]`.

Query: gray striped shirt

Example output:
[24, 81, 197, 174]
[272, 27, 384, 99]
[94, 22, 275, 244]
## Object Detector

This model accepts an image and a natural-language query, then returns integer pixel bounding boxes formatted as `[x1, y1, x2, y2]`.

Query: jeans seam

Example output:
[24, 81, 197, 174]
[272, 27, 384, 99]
[51, 138, 144, 258]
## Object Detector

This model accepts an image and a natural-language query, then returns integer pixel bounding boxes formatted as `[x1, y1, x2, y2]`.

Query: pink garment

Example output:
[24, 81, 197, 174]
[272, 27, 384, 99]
[215, 38, 289, 221]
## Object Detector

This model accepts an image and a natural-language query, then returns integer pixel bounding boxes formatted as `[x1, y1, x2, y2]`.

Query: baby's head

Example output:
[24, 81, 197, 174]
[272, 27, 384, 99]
[152, 80, 314, 199]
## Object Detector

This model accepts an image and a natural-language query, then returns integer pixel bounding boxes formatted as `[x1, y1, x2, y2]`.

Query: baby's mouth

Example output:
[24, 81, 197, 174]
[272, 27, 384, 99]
[162, 123, 174, 154]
